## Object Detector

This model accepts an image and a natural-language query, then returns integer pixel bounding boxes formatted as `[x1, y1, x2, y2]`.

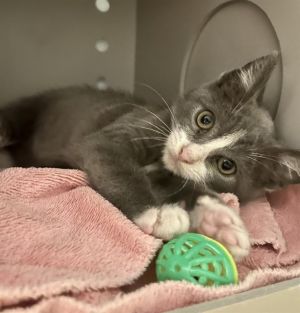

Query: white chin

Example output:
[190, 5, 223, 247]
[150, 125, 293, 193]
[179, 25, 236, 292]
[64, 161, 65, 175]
[162, 151, 181, 175]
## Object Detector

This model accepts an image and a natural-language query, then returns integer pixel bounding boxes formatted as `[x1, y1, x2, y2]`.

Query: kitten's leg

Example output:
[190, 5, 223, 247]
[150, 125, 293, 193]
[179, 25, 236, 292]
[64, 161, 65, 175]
[0, 117, 15, 168]
[67, 136, 190, 240]
[190, 195, 250, 261]
[0, 149, 14, 168]
[0, 116, 14, 148]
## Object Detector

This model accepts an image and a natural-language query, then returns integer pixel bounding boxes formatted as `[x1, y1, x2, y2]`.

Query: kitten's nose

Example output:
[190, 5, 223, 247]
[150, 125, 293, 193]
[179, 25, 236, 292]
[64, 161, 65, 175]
[178, 146, 193, 164]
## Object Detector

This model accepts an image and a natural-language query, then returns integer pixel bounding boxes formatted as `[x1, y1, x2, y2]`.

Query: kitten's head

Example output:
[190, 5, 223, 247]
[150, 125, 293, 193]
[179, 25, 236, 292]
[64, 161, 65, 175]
[163, 51, 300, 201]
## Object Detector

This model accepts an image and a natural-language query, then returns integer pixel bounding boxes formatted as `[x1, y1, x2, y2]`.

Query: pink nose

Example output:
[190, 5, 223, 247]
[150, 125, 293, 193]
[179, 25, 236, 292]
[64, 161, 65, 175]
[178, 146, 193, 164]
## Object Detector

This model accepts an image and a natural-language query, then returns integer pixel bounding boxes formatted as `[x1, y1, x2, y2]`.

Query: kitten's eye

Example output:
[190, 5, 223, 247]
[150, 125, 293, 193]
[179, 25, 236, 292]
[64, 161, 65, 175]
[196, 110, 215, 129]
[217, 157, 236, 175]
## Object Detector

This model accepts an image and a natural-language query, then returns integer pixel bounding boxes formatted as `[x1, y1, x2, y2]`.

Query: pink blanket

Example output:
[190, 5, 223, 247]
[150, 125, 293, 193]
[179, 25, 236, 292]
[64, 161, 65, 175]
[1, 168, 300, 313]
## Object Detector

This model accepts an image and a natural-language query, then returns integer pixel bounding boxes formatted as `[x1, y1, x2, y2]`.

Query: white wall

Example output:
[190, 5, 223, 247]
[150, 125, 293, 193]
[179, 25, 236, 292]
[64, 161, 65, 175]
[0, 0, 136, 103]
[135, 0, 224, 103]
[253, 0, 300, 148]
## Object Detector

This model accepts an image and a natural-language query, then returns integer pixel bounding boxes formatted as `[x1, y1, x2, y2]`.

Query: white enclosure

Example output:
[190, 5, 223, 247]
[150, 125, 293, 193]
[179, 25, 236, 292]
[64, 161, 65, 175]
[1, 1, 300, 311]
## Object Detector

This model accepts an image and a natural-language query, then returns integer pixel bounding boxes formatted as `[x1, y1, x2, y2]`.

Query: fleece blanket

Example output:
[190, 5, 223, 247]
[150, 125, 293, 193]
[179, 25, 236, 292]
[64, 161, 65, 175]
[1, 168, 300, 313]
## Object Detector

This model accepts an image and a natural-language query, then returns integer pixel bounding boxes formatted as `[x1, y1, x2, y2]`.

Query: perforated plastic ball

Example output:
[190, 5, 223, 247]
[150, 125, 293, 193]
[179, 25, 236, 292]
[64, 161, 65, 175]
[156, 233, 238, 286]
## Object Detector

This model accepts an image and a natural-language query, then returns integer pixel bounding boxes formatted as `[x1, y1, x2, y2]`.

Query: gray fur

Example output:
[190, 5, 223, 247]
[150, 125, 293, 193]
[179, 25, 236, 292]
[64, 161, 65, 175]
[0, 52, 298, 220]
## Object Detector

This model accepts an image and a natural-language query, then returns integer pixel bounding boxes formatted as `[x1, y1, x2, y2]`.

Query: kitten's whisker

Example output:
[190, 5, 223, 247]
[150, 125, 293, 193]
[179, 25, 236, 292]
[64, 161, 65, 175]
[231, 89, 251, 114]
[250, 152, 286, 165]
[130, 117, 170, 136]
[231, 100, 243, 114]
[231, 97, 243, 114]
[131, 136, 166, 142]
[149, 143, 166, 148]
[250, 153, 278, 162]
[166, 178, 189, 197]
[232, 97, 248, 114]
[131, 119, 169, 137]
[125, 102, 171, 133]
[136, 82, 177, 126]
[138, 118, 170, 136]
[251, 152, 298, 174]
[245, 156, 281, 177]
[131, 125, 168, 138]
[245, 155, 288, 176]
[245, 156, 268, 169]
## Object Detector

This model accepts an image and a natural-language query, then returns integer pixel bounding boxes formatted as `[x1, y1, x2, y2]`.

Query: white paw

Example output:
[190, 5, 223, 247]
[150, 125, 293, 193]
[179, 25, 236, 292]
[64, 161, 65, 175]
[190, 196, 250, 261]
[134, 204, 190, 240]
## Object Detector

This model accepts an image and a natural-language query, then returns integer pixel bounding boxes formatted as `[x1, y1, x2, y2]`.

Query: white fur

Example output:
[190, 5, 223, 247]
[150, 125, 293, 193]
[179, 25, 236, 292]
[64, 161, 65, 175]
[190, 195, 250, 261]
[134, 204, 190, 240]
[163, 127, 245, 182]
[143, 162, 161, 174]
[239, 68, 255, 91]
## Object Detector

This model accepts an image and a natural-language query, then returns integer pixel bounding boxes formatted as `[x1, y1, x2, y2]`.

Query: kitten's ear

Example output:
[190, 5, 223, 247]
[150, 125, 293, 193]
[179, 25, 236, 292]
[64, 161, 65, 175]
[258, 147, 300, 190]
[214, 51, 279, 108]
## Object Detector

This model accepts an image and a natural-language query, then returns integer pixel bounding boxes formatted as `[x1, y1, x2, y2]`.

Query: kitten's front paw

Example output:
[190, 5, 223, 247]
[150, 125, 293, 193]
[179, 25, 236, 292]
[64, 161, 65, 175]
[134, 204, 190, 240]
[191, 196, 250, 261]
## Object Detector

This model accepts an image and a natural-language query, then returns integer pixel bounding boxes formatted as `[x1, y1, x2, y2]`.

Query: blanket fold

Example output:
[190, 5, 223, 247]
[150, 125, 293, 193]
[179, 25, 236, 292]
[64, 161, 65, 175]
[241, 185, 300, 270]
[0, 168, 300, 313]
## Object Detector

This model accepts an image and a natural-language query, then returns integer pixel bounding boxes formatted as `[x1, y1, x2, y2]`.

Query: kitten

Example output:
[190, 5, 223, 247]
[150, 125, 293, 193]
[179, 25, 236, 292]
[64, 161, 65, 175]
[0, 51, 298, 260]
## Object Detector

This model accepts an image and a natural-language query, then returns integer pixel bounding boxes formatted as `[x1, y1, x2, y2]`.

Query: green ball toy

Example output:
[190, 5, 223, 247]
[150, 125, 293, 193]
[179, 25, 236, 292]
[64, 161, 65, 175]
[156, 233, 238, 286]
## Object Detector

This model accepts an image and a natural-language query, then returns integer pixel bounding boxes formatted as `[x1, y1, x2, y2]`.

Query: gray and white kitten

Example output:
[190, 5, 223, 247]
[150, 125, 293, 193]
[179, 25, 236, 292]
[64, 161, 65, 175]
[0, 52, 298, 260]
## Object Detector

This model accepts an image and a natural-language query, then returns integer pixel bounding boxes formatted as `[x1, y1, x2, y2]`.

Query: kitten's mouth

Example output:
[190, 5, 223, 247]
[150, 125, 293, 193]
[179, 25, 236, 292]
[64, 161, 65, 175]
[163, 148, 191, 174]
